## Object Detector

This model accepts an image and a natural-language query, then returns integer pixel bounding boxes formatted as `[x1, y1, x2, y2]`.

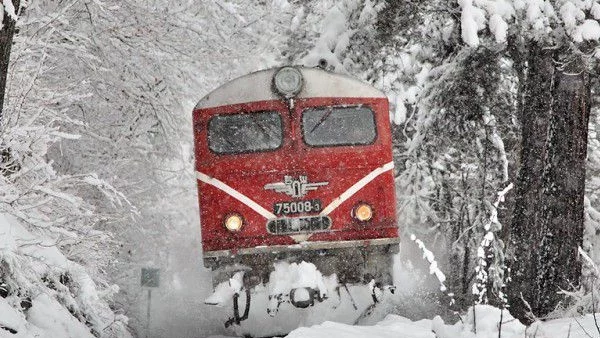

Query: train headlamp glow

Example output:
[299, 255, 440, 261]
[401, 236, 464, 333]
[354, 203, 373, 222]
[273, 67, 303, 98]
[224, 214, 244, 232]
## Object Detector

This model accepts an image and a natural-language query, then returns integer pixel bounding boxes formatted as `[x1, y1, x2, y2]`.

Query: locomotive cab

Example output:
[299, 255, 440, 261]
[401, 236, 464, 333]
[193, 67, 399, 320]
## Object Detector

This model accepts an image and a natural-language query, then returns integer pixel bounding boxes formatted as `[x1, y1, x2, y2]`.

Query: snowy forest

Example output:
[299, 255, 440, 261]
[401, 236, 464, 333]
[3, 0, 600, 337]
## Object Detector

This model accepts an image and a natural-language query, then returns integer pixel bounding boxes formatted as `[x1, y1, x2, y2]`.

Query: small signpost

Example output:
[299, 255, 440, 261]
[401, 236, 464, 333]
[141, 268, 160, 288]
[141, 268, 160, 338]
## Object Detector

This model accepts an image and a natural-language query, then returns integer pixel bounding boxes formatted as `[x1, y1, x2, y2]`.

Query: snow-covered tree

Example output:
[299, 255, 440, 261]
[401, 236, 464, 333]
[0, 1, 135, 336]
[387, 0, 595, 321]
[456, 0, 596, 321]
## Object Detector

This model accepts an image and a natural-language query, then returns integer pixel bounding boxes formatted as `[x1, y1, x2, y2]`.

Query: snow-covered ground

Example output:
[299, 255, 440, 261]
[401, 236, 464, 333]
[207, 304, 600, 338]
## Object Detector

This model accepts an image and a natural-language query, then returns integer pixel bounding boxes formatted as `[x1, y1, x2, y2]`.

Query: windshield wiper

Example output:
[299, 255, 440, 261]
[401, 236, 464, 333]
[249, 113, 275, 142]
[309, 107, 334, 134]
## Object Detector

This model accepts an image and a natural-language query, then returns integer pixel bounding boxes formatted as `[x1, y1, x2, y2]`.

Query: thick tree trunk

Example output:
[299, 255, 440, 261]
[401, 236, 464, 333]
[0, 0, 20, 121]
[536, 59, 589, 315]
[507, 44, 555, 323]
[508, 47, 590, 322]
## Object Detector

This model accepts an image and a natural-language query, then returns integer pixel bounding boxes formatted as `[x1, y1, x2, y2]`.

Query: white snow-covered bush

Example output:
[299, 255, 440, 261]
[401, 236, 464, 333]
[0, 214, 130, 337]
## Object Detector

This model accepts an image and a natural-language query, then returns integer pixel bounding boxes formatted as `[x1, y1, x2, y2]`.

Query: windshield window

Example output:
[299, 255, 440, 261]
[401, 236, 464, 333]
[302, 106, 377, 147]
[208, 111, 283, 154]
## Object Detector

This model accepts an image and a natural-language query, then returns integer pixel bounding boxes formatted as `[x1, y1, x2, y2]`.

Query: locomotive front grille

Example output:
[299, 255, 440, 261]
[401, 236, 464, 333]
[267, 216, 331, 235]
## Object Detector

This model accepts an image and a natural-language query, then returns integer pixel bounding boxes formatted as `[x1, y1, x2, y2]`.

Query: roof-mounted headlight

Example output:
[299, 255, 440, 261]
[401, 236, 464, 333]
[273, 67, 303, 98]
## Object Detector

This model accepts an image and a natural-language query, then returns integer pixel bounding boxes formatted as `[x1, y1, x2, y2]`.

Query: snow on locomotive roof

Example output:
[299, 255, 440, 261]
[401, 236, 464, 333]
[195, 67, 386, 110]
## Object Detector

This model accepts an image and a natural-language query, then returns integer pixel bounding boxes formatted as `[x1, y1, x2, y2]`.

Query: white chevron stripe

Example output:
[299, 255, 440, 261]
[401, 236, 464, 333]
[196, 171, 276, 220]
[320, 161, 394, 216]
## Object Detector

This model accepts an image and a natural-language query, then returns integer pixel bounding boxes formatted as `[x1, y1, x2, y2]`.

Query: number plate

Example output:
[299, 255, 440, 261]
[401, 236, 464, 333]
[267, 216, 331, 235]
[273, 199, 322, 215]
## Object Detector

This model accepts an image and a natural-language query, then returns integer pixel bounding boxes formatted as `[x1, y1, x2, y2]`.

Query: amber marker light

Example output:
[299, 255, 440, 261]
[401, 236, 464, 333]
[224, 213, 244, 232]
[353, 203, 373, 222]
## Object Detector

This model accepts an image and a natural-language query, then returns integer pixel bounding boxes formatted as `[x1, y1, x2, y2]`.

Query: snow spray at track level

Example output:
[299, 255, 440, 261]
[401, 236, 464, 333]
[192, 66, 400, 327]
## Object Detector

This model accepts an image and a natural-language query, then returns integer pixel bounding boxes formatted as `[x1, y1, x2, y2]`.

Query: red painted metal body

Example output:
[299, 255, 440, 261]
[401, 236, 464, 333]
[193, 68, 398, 261]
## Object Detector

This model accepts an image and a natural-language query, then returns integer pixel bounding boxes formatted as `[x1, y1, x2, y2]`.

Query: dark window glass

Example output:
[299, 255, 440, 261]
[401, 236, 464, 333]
[208, 111, 283, 154]
[302, 106, 377, 147]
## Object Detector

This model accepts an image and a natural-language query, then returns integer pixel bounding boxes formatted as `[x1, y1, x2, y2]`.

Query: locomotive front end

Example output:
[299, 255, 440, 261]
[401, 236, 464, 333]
[193, 67, 399, 323]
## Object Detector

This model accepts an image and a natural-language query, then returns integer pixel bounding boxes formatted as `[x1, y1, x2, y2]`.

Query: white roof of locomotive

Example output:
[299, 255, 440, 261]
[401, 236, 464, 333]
[195, 67, 386, 110]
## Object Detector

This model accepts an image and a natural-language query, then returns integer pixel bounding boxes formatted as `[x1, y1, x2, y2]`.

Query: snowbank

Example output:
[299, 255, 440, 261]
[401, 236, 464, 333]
[283, 304, 600, 338]
[285, 305, 522, 338]
[287, 316, 435, 338]
[27, 293, 95, 338]
[0, 213, 130, 338]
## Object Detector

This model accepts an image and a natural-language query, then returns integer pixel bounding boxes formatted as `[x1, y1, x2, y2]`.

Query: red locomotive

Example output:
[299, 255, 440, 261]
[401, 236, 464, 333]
[193, 66, 399, 324]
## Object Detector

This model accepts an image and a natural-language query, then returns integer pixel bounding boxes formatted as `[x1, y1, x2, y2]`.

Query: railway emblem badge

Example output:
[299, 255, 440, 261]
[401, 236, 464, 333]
[264, 175, 328, 198]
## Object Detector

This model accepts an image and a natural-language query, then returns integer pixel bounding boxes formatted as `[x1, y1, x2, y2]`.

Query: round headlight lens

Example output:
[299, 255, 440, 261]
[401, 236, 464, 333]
[273, 67, 303, 98]
[224, 214, 243, 232]
[354, 203, 373, 222]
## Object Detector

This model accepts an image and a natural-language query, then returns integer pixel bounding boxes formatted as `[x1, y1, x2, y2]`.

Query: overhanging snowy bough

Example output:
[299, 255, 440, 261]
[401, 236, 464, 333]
[193, 67, 400, 326]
